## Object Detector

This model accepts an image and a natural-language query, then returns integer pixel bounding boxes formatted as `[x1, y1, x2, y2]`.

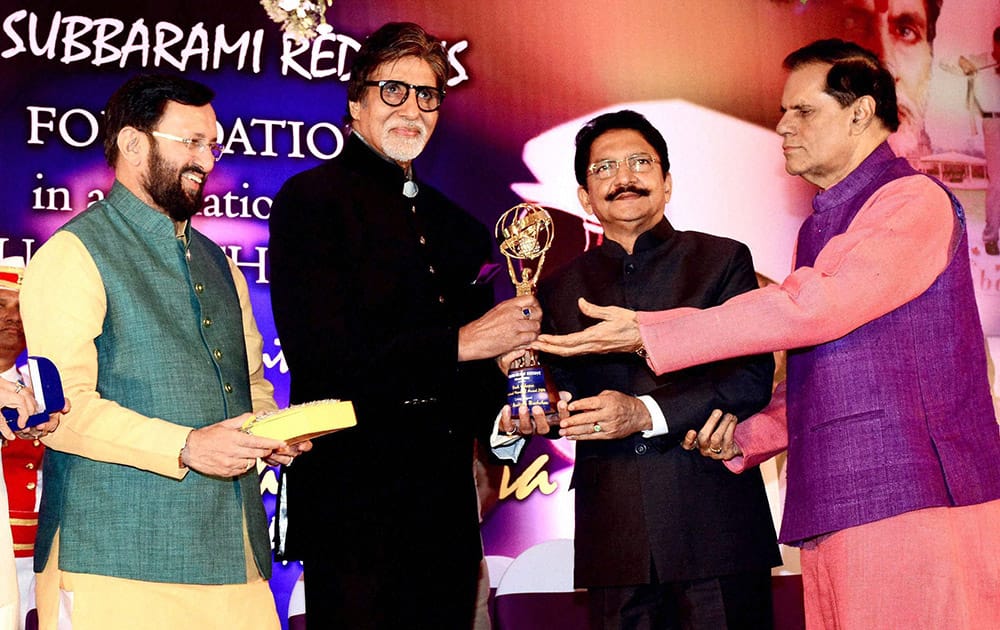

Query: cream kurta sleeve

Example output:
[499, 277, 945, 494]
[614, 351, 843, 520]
[225, 256, 278, 416]
[638, 175, 956, 376]
[21, 231, 277, 479]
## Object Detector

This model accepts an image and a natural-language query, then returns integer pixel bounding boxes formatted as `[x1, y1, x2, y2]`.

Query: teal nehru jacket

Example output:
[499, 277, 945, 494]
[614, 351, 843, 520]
[34, 182, 271, 584]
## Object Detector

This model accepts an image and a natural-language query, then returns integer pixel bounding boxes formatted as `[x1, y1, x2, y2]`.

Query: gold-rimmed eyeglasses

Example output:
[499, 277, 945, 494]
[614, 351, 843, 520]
[587, 153, 660, 180]
[150, 131, 224, 162]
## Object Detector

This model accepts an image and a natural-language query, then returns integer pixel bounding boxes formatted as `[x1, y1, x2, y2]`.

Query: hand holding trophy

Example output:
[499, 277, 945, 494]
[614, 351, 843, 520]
[495, 203, 560, 418]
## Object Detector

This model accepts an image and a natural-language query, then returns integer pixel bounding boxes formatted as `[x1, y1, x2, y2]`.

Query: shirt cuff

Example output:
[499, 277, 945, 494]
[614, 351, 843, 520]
[489, 410, 526, 462]
[638, 395, 668, 438]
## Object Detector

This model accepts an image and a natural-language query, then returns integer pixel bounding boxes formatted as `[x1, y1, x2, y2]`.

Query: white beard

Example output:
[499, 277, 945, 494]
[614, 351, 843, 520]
[381, 126, 427, 163]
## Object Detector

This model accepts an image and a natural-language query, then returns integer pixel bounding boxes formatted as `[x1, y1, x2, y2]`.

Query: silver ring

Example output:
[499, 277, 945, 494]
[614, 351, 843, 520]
[13, 383, 24, 394]
[710, 446, 722, 454]
[522, 307, 532, 319]
[593, 423, 602, 433]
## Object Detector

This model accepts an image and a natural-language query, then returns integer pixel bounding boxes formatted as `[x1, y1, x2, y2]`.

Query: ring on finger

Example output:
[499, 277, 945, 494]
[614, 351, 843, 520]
[13, 383, 24, 394]
[710, 446, 723, 454]
[593, 423, 602, 433]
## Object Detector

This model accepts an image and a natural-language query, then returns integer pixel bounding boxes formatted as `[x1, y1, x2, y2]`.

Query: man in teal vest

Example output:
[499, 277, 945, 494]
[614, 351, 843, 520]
[19, 74, 310, 630]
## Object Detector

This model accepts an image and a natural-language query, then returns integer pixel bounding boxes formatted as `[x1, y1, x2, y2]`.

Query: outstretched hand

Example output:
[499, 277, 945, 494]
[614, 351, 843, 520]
[531, 298, 642, 357]
[681, 409, 742, 460]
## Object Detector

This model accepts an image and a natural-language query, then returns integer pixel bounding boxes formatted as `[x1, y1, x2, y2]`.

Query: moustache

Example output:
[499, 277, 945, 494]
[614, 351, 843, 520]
[397, 121, 426, 135]
[605, 185, 651, 201]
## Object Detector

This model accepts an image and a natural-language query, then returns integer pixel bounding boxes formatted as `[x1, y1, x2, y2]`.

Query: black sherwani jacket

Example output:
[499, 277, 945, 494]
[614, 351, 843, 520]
[268, 136, 503, 588]
[538, 219, 781, 588]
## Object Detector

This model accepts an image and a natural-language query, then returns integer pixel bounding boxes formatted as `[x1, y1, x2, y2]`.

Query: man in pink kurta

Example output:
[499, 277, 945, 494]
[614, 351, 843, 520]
[535, 39, 1000, 629]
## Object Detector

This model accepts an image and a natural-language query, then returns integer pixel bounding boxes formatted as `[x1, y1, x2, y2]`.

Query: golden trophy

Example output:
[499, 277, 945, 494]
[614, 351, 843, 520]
[495, 203, 560, 415]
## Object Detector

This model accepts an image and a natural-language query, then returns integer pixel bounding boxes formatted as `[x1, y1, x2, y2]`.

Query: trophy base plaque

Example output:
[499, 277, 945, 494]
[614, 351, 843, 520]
[506, 366, 559, 414]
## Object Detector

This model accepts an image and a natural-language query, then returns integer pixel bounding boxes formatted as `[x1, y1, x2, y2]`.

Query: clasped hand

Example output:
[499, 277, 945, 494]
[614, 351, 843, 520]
[681, 409, 742, 460]
[459, 295, 541, 362]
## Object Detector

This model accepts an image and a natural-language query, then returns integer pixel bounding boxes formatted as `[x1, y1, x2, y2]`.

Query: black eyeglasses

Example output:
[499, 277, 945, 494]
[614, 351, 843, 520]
[363, 80, 446, 112]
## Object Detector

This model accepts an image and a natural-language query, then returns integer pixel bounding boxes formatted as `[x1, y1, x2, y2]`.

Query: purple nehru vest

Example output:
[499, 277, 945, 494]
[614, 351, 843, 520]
[781, 142, 1000, 545]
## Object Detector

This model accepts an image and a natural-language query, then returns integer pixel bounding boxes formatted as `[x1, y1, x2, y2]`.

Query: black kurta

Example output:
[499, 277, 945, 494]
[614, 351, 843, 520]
[538, 218, 781, 587]
[269, 134, 503, 627]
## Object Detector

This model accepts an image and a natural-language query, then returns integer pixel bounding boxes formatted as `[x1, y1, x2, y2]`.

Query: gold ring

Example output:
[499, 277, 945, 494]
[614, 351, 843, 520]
[710, 446, 722, 454]
[245, 459, 255, 472]
[13, 383, 24, 394]
[593, 423, 602, 433]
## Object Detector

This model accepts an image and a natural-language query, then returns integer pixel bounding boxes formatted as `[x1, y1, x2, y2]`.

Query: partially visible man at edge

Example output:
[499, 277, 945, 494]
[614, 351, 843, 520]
[268, 22, 540, 629]
[533, 39, 1000, 628]
[0, 257, 65, 629]
[20, 74, 310, 630]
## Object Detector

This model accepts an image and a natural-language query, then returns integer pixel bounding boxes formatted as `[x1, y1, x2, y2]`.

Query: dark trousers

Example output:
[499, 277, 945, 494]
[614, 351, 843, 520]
[588, 570, 774, 630]
[302, 553, 479, 630]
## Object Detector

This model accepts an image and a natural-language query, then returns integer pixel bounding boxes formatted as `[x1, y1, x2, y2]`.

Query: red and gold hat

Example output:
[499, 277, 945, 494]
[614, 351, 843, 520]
[0, 256, 25, 293]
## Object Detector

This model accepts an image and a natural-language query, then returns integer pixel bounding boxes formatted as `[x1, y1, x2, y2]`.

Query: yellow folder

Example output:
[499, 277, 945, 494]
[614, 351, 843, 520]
[241, 399, 357, 444]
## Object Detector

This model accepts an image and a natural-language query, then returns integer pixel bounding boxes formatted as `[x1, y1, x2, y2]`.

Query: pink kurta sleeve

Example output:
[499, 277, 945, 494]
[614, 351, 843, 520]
[726, 381, 789, 473]
[638, 175, 956, 375]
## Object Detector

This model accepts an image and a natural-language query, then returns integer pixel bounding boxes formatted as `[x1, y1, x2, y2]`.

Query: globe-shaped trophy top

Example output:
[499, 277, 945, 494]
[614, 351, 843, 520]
[495, 203, 555, 261]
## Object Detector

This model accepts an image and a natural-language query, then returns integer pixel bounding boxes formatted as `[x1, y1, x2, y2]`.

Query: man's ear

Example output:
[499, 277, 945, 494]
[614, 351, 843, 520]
[117, 126, 147, 166]
[663, 172, 673, 204]
[348, 99, 361, 121]
[577, 186, 594, 216]
[851, 95, 877, 131]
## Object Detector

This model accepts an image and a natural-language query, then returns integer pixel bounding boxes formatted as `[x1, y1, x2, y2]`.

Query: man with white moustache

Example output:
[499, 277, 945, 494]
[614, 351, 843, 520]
[269, 21, 539, 629]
